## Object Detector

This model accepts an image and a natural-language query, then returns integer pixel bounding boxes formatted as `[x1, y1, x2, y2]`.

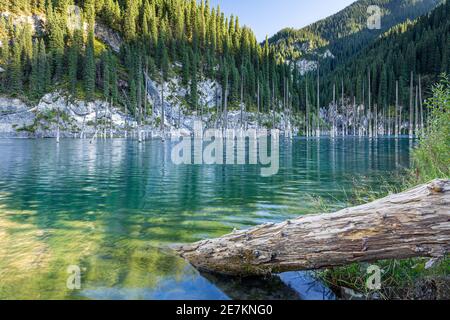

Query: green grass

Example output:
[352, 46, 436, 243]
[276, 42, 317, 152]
[411, 75, 450, 183]
[319, 256, 449, 300]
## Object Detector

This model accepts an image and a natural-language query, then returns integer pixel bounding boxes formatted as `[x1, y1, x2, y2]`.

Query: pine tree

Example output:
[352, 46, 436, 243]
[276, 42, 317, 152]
[30, 40, 40, 99]
[123, 0, 137, 41]
[190, 49, 198, 111]
[47, 1, 65, 81]
[68, 30, 82, 96]
[9, 38, 23, 95]
[0, 21, 10, 93]
[158, 32, 169, 81]
[102, 51, 111, 100]
[129, 79, 137, 117]
[84, 31, 96, 101]
[181, 47, 190, 87]
[37, 39, 50, 95]
[110, 55, 118, 104]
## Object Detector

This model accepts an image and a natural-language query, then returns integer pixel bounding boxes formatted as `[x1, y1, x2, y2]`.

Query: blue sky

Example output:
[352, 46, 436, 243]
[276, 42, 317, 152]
[208, 0, 356, 41]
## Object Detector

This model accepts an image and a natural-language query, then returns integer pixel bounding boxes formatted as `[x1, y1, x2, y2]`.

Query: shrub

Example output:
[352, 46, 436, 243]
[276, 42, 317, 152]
[412, 75, 450, 182]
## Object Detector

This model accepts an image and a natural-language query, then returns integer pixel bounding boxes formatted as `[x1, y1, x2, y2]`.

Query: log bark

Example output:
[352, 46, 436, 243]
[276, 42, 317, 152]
[176, 180, 450, 276]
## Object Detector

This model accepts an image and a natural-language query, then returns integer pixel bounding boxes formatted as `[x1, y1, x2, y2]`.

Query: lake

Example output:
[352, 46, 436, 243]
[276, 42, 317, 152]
[0, 137, 412, 299]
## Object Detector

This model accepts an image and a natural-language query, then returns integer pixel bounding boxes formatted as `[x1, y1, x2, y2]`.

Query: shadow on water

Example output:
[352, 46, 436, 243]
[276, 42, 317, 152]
[201, 271, 336, 300]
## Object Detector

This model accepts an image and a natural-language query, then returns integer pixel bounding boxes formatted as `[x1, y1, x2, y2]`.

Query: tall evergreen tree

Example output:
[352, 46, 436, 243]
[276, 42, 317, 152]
[84, 31, 96, 101]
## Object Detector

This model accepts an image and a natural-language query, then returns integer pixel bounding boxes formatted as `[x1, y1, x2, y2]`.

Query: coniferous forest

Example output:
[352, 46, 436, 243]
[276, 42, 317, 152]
[0, 0, 282, 120]
[0, 0, 448, 137]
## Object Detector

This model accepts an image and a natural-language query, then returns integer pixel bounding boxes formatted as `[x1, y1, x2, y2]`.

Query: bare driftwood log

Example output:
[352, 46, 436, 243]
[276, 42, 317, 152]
[176, 180, 450, 276]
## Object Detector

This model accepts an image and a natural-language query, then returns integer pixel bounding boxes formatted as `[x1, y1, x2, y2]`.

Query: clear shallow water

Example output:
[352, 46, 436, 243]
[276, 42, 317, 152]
[0, 137, 412, 299]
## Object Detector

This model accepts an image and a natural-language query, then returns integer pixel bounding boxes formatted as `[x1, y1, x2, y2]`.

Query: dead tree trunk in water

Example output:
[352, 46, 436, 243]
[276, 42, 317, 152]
[395, 81, 399, 137]
[353, 96, 356, 136]
[161, 80, 165, 133]
[176, 180, 450, 276]
[368, 70, 372, 138]
[306, 80, 310, 137]
[419, 75, 424, 131]
[240, 68, 244, 128]
[409, 71, 414, 138]
[224, 86, 229, 130]
[415, 85, 419, 135]
[332, 84, 336, 137]
[374, 104, 378, 138]
[272, 81, 276, 130]
[316, 63, 320, 137]
[341, 79, 344, 136]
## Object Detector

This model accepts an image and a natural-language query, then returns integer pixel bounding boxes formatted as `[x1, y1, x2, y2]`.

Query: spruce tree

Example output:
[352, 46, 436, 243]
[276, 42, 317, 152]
[9, 38, 23, 95]
[37, 39, 49, 95]
[182, 48, 190, 87]
[110, 55, 118, 105]
[68, 31, 81, 96]
[30, 41, 40, 99]
[190, 50, 198, 111]
[84, 31, 96, 101]
[102, 51, 111, 101]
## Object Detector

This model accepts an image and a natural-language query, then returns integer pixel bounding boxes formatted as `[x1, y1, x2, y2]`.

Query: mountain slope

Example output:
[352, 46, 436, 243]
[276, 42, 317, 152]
[269, 0, 441, 64]
[321, 0, 449, 107]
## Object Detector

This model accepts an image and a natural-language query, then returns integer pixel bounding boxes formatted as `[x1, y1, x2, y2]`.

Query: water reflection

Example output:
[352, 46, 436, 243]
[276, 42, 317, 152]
[0, 138, 411, 299]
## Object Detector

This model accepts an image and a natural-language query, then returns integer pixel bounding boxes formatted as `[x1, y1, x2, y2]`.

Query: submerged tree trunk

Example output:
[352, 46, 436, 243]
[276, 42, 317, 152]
[415, 85, 419, 135]
[316, 64, 320, 137]
[306, 80, 310, 137]
[419, 75, 424, 131]
[224, 86, 229, 130]
[353, 96, 356, 136]
[56, 103, 61, 144]
[161, 80, 165, 136]
[409, 71, 414, 138]
[341, 79, 344, 136]
[332, 84, 336, 137]
[396, 85, 399, 136]
[374, 104, 378, 138]
[176, 180, 450, 276]
[256, 81, 260, 130]
[272, 81, 276, 130]
[240, 71, 244, 128]
[368, 70, 372, 138]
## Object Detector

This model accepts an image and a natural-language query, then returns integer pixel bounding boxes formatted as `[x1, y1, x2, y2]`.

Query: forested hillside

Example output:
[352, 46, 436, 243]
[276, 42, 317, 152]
[0, 0, 289, 120]
[321, 0, 450, 110]
[264, 0, 449, 137]
[269, 0, 440, 63]
[0, 0, 448, 135]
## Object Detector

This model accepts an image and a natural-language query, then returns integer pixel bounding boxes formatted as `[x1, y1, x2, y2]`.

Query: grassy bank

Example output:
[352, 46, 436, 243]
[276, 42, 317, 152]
[319, 75, 450, 300]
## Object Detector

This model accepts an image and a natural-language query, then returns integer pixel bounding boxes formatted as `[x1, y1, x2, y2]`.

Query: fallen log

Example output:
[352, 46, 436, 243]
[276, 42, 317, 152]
[176, 179, 450, 276]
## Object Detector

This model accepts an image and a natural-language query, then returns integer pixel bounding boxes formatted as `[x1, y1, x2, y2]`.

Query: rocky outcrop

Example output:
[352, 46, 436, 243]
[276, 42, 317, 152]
[0, 93, 132, 138]
[1, 11, 122, 53]
[293, 59, 318, 75]
[0, 71, 300, 139]
[94, 22, 123, 53]
[145, 74, 221, 131]
[0, 97, 35, 138]
[0, 11, 46, 35]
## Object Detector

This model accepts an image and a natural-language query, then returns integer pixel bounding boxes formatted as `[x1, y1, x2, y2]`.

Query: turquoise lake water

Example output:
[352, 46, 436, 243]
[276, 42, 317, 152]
[0, 137, 412, 299]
